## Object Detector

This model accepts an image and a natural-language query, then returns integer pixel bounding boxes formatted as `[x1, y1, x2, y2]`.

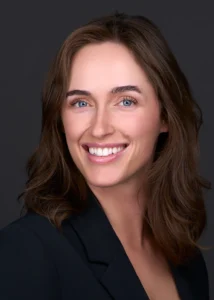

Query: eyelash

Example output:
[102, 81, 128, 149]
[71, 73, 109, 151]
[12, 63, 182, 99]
[69, 96, 137, 108]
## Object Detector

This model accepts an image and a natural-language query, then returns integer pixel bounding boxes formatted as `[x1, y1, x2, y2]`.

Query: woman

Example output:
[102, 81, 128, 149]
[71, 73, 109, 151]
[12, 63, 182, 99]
[0, 11, 211, 300]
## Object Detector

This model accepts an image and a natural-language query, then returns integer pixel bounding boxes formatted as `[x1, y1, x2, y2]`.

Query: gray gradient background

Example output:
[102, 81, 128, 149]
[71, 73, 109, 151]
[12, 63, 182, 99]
[0, 0, 213, 298]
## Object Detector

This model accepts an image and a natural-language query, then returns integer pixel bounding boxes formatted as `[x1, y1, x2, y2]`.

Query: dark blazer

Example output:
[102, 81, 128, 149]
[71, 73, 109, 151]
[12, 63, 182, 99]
[0, 191, 209, 300]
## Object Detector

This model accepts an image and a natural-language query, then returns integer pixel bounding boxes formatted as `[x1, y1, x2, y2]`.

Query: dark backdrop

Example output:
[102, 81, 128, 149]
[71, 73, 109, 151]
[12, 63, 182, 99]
[0, 0, 213, 297]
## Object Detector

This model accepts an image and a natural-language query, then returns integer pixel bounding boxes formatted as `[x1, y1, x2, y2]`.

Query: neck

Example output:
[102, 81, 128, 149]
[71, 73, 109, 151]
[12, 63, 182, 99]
[88, 180, 150, 250]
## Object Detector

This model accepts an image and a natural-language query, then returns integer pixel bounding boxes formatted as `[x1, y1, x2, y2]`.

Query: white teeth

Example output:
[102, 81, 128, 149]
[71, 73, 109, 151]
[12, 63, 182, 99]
[112, 147, 118, 154]
[88, 146, 125, 156]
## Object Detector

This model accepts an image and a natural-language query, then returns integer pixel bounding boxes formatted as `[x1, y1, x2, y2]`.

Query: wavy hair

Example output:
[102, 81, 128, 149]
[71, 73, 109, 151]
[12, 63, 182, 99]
[18, 11, 211, 265]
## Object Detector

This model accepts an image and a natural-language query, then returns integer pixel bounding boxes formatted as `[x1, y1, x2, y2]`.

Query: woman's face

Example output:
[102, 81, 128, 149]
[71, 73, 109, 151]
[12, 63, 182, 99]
[61, 42, 168, 188]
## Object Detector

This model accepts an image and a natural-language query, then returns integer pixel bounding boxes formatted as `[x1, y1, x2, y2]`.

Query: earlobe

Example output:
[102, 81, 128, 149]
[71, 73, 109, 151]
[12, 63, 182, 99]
[160, 120, 168, 133]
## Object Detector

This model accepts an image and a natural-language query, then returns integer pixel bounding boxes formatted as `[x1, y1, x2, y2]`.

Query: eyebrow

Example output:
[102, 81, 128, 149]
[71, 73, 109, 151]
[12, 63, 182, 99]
[65, 85, 142, 98]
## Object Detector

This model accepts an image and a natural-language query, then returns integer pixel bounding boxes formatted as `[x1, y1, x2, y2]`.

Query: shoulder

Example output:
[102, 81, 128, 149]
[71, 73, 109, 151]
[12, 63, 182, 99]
[0, 213, 60, 299]
[0, 212, 55, 253]
[0, 213, 43, 248]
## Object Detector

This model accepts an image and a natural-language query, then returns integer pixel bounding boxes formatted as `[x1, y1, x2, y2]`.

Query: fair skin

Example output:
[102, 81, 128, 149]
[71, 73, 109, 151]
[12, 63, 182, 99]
[61, 41, 181, 300]
[61, 41, 168, 250]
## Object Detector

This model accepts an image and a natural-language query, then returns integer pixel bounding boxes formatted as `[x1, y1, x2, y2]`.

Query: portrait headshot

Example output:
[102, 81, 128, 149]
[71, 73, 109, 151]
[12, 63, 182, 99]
[0, 2, 213, 300]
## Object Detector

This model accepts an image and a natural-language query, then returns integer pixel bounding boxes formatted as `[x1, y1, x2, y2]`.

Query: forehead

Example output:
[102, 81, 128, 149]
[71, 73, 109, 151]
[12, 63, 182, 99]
[68, 42, 149, 90]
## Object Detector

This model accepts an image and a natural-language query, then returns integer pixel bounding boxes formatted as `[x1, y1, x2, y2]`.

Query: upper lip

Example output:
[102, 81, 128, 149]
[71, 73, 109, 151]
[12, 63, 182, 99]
[82, 143, 128, 149]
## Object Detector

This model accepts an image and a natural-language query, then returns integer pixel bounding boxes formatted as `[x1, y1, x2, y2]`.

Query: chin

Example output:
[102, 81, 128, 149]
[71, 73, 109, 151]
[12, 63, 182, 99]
[86, 175, 124, 189]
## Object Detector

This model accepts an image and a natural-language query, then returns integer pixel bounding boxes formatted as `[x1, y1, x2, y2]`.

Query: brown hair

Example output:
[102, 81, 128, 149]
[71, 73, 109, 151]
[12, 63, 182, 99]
[18, 11, 211, 265]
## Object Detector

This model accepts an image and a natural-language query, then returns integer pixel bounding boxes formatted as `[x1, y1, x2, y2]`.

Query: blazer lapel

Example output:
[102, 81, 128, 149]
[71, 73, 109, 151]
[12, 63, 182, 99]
[68, 189, 194, 300]
[68, 189, 149, 300]
[169, 262, 194, 300]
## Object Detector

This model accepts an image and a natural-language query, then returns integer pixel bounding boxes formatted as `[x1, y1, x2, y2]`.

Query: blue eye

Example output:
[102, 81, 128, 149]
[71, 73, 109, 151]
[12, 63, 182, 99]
[120, 98, 136, 106]
[72, 100, 88, 107]
[70, 97, 137, 108]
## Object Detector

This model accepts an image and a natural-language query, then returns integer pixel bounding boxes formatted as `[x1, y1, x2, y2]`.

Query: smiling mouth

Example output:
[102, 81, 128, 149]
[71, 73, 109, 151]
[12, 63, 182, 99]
[82, 144, 128, 157]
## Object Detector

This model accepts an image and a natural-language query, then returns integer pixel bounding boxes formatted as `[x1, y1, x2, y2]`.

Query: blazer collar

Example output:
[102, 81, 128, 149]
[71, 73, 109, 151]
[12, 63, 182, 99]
[69, 188, 120, 264]
[68, 188, 194, 300]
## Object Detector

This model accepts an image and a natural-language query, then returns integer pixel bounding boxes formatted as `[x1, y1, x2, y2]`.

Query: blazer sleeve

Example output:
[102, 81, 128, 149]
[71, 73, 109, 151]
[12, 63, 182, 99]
[0, 221, 60, 300]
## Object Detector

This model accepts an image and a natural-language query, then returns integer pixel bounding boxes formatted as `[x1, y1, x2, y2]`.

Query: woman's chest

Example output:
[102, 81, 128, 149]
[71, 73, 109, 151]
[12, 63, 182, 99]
[125, 249, 181, 300]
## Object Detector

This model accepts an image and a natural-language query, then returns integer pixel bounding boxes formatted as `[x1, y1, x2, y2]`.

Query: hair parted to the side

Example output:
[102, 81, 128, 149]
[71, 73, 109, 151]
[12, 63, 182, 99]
[18, 11, 211, 266]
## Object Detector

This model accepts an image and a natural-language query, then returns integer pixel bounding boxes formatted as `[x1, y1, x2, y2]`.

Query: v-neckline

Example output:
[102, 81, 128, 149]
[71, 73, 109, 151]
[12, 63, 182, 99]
[66, 188, 194, 300]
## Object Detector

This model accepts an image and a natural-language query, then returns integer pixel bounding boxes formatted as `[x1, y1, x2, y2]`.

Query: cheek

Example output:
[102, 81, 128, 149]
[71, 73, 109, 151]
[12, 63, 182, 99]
[123, 110, 161, 140]
[62, 113, 84, 142]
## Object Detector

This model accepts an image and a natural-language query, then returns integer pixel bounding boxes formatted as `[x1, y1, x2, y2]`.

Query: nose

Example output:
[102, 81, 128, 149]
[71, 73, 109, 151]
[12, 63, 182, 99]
[90, 108, 114, 138]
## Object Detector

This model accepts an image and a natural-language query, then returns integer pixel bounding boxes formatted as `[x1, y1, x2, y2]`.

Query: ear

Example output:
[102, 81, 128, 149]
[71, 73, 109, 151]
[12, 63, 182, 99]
[160, 120, 168, 133]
